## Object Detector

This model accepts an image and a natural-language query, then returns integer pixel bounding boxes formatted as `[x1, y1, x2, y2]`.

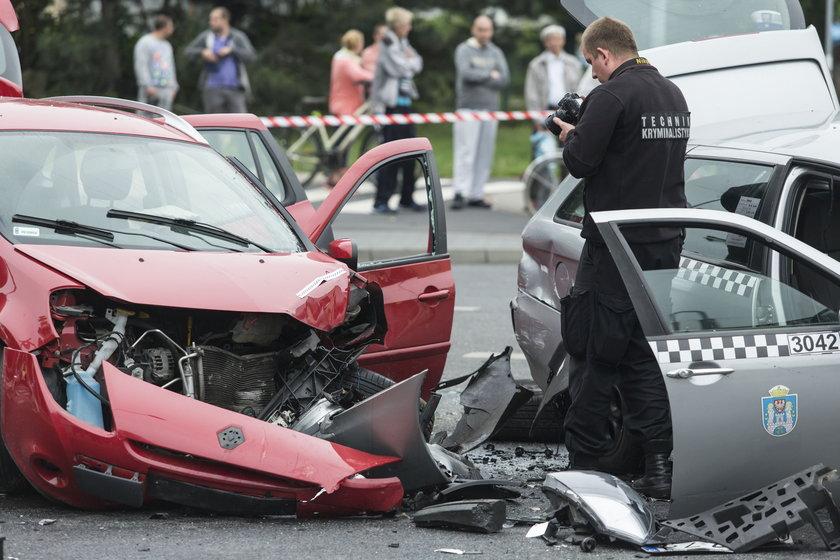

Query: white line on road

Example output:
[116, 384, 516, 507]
[463, 351, 526, 360]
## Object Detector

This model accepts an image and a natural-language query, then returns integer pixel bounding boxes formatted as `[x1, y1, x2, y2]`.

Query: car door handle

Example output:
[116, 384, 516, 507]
[666, 367, 734, 379]
[418, 289, 451, 303]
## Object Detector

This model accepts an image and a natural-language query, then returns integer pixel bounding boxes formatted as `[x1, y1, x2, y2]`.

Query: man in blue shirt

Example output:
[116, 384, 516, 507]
[185, 6, 256, 113]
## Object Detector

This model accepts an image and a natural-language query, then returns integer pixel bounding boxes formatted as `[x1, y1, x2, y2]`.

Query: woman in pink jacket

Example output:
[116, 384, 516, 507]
[329, 30, 374, 116]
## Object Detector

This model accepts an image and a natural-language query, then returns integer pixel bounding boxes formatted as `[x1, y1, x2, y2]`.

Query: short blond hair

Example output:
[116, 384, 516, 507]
[385, 7, 413, 29]
[341, 29, 364, 51]
[581, 17, 638, 59]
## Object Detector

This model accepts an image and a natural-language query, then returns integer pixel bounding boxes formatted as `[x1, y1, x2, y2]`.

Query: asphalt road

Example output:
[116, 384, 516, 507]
[0, 264, 836, 559]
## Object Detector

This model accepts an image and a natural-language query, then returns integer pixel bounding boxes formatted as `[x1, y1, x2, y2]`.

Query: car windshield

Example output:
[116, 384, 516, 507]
[0, 131, 303, 253]
[561, 0, 804, 51]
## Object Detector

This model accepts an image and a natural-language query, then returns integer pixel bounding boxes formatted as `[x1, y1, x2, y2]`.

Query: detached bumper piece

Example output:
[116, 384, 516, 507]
[147, 475, 296, 516]
[413, 499, 507, 533]
[664, 464, 840, 553]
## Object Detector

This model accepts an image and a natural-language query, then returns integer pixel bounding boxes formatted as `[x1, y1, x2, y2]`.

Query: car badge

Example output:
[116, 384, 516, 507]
[762, 385, 797, 437]
[217, 426, 245, 450]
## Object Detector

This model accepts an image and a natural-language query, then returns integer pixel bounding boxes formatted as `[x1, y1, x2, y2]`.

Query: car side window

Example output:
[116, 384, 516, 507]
[249, 132, 286, 201]
[627, 224, 840, 335]
[554, 177, 585, 224]
[201, 130, 258, 177]
[327, 154, 442, 269]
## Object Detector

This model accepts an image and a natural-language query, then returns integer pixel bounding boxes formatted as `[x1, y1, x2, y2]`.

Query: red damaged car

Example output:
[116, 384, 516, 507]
[0, 10, 457, 514]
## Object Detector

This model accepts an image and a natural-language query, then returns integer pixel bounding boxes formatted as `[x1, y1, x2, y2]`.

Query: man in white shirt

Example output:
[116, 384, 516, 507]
[525, 25, 582, 115]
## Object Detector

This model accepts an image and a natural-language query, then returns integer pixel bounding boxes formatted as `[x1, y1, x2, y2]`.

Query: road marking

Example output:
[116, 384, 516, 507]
[463, 351, 526, 360]
[454, 306, 480, 312]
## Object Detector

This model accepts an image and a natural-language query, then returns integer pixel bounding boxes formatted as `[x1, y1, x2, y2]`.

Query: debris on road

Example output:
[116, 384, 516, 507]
[414, 499, 506, 533]
[435, 347, 533, 453]
[541, 471, 660, 547]
[433, 548, 483, 555]
[641, 542, 733, 555]
[37, 519, 56, 526]
[664, 464, 840, 553]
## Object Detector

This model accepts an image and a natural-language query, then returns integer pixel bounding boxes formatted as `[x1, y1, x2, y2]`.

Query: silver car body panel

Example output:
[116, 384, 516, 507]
[591, 208, 840, 517]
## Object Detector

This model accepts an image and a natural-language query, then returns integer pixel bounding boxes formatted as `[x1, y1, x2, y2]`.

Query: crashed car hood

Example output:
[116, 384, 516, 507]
[15, 245, 352, 331]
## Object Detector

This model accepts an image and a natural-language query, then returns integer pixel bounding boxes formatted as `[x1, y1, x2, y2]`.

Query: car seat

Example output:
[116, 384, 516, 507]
[793, 188, 840, 311]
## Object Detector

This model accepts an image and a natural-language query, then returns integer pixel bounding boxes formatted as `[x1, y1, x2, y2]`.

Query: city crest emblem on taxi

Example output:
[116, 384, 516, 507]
[762, 385, 797, 437]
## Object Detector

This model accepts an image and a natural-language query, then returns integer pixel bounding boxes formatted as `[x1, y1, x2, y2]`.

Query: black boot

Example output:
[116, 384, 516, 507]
[632, 440, 671, 499]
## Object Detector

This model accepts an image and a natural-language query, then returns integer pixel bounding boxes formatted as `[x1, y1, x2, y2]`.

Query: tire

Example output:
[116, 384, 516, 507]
[274, 126, 324, 187]
[0, 352, 29, 494]
[523, 153, 567, 214]
[491, 388, 566, 443]
[597, 387, 644, 475]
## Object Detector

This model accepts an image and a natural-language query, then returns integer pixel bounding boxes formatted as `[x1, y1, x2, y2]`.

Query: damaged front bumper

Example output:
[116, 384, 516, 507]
[1, 348, 403, 516]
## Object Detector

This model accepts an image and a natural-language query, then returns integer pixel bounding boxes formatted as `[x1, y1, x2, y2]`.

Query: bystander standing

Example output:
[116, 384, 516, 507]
[329, 29, 374, 116]
[369, 6, 424, 214]
[451, 15, 509, 210]
[133, 14, 178, 111]
[525, 25, 582, 158]
[185, 6, 256, 113]
[361, 24, 387, 73]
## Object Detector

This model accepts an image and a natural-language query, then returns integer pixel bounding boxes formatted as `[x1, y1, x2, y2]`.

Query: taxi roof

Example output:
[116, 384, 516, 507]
[0, 97, 201, 143]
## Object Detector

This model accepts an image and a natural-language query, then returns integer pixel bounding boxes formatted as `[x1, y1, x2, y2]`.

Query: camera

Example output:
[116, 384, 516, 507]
[545, 92, 583, 136]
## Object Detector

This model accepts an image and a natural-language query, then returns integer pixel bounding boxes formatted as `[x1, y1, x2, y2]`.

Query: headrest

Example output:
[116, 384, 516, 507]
[80, 146, 134, 201]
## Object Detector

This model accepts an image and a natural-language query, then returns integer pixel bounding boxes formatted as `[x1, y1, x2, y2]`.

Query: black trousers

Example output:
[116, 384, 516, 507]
[374, 105, 417, 207]
[562, 238, 680, 463]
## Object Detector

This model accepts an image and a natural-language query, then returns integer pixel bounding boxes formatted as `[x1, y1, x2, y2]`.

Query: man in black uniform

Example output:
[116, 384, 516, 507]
[550, 17, 690, 498]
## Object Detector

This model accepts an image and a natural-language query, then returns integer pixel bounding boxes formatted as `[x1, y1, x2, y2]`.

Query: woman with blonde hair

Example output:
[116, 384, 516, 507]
[329, 29, 374, 116]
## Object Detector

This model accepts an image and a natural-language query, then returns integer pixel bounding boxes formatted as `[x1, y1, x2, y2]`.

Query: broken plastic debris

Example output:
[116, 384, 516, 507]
[38, 519, 56, 526]
[414, 499, 506, 533]
[434, 550, 482, 555]
[664, 464, 840, 553]
[436, 347, 533, 453]
[641, 542, 732, 555]
[526, 521, 551, 538]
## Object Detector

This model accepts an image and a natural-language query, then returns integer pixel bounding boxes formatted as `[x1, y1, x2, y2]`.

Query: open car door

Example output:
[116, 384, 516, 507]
[592, 207, 840, 518]
[303, 138, 454, 397]
[0, 0, 21, 97]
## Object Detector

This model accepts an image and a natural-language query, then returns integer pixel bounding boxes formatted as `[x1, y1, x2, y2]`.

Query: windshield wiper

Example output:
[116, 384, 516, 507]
[12, 214, 115, 242]
[12, 213, 198, 251]
[106, 209, 273, 253]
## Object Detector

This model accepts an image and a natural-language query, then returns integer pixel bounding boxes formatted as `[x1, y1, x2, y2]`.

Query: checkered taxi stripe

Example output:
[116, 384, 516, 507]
[650, 334, 790, 364]
[678, 257, 759, 298]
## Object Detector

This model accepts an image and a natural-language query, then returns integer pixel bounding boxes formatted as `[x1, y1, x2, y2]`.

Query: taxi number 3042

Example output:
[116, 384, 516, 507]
[788, 332, 840, 354]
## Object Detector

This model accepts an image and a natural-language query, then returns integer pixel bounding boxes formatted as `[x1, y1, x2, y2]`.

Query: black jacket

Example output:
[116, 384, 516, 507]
[563, 59, 689, 243]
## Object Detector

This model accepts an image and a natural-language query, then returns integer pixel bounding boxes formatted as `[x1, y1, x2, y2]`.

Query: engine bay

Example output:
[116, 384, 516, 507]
[40, 276, 388, 432]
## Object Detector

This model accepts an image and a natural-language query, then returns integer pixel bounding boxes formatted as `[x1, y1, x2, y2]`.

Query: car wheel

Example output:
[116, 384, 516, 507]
[345, 364, 434, 439]
[597, 387, 644, 475]
[0, 352, 29, 494]
[491, 388, 567, 443]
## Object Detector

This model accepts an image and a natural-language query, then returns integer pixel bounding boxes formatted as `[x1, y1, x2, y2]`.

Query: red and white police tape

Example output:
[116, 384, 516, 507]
[260, 110, 554, 128]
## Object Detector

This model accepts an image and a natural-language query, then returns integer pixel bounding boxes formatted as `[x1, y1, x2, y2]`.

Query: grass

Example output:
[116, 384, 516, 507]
[417, 120, 533, 179]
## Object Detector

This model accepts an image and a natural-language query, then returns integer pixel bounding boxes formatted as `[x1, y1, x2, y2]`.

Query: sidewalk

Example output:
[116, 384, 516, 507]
[308, 178, 531, 264]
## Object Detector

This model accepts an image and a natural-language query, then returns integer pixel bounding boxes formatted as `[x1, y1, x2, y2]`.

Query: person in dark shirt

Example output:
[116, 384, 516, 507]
[185, 6, 256, 113]
[550, 16, 690, 499]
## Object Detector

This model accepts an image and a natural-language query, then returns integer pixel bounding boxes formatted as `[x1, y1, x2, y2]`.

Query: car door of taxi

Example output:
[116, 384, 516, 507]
[302, 138, 454, 397]
[592, 208, 840, 519]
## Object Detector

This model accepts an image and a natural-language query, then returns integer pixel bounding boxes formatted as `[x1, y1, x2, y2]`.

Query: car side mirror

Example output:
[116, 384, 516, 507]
[327, 238, 358, 271]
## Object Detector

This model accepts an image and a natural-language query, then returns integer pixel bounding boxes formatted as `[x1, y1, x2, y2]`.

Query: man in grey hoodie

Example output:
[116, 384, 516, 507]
[134, 14, 178, 111]
[185, 6, 256, 113]
[451, 15, 509, 210]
